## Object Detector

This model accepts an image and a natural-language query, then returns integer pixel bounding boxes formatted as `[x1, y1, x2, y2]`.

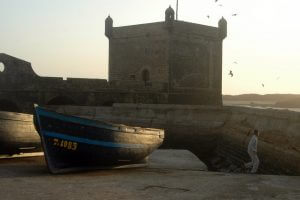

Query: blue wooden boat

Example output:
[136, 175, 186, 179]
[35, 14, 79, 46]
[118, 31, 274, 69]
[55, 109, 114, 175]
[33, 105, 164, 173]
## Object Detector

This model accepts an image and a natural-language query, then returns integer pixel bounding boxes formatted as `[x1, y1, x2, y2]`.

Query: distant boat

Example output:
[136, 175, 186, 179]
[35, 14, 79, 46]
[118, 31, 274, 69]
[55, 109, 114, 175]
[33, 105, 164, 174]
[0, 111, 41, 154]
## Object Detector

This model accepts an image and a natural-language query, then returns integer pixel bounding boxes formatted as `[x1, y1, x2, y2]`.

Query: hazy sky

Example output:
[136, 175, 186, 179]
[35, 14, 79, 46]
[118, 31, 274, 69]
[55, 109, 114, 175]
[1, 0, 300, 95]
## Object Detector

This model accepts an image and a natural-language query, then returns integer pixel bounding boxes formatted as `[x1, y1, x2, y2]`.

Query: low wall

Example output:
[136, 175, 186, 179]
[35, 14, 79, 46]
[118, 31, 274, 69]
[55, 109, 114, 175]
[53, 104, 226, 164]
[53, 104, 300, 175]
[218, 107, 300, 175]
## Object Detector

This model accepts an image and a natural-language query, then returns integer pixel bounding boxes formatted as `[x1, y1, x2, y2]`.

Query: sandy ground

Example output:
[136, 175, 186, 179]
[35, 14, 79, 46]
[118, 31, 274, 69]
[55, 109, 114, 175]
[0, 150, 299, 200]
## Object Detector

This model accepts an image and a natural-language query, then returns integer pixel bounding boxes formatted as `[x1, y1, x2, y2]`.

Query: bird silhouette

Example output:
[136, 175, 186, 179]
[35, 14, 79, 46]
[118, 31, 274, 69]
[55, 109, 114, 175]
[262, 83, 265, 87]
[207, 15, 210, 19]
[229, 70, 233, 77]
[232, 13, 238, 16]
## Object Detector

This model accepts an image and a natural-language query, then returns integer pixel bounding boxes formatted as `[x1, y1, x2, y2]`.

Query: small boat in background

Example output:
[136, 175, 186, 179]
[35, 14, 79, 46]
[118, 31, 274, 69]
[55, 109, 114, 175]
[34, 105, 164, 174]
[0, 111, 41, 155]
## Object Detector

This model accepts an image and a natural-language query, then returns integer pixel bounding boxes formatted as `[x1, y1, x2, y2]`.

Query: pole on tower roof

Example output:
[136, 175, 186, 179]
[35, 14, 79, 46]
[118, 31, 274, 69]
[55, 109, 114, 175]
[176, 0, 178, 20]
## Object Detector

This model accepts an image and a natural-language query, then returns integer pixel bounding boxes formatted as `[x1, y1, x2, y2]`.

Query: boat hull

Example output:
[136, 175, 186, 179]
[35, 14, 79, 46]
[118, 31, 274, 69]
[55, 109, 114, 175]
[0, 111, 41, 154]
[34, 106, 164, 173]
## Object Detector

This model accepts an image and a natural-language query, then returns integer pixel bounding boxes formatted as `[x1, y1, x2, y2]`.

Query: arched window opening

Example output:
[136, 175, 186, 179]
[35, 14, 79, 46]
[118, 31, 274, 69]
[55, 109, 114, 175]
[0, 62, 5, 72]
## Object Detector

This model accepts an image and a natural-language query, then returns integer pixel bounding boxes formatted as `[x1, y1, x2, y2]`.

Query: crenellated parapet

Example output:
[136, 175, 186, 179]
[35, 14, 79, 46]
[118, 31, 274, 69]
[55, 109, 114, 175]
[165, 6, 175, 31]
[105, 15, 113, 39]
[218, 17, 227, 39]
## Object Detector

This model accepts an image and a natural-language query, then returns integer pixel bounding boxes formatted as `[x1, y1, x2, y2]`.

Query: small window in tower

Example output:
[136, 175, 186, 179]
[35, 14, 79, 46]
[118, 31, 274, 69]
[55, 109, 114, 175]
[129, 74, 136, 80]
[0, 62, 5, 72]
[142, 69, 150, 83]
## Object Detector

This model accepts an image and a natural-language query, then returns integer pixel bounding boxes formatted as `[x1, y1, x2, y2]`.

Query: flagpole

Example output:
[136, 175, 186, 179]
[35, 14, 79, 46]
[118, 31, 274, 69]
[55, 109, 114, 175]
[176, 0, 178, 20]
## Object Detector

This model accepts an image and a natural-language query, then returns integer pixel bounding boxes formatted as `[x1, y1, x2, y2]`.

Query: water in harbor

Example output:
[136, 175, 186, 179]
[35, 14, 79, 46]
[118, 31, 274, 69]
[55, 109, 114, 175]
[223, 100, 300, 112]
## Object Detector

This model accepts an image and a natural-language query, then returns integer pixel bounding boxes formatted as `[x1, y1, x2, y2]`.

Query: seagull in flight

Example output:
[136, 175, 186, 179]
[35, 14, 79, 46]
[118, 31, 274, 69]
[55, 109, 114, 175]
[229, 70, 233, 77]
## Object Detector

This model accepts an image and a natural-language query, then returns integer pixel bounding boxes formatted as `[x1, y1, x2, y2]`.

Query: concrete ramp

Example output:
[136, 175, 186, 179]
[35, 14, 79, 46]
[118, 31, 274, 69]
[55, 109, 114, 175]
[149, 149, 207, 171]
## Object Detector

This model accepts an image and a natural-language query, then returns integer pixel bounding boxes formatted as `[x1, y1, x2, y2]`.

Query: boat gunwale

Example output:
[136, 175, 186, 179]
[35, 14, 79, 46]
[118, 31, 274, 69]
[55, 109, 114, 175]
[35, 106, 164, 137]
[34, 105, 164, 174]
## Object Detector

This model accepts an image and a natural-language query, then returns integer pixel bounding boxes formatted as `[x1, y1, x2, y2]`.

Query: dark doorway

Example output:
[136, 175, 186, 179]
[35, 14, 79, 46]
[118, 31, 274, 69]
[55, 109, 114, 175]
[142, 69, 150, 86]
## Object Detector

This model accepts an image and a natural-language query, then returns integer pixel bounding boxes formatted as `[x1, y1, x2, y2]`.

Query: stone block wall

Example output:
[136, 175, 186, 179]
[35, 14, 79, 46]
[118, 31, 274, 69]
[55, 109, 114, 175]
[218, 107, 300, 174]
[52, 104, 300, 175]
[109, 22, 169, 84]
[51, 104, 227, 168]
[106, 17, 225, 105]
[169, 21, 222, 91]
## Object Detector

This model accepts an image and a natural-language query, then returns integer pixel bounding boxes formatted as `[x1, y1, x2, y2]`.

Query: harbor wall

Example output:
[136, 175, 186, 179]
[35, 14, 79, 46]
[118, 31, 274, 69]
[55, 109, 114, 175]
[53, 104, 300, 175]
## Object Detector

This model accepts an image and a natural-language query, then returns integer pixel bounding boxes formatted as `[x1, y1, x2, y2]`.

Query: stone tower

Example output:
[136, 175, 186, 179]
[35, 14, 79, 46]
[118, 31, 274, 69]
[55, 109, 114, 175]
[105, 7, 227, 105]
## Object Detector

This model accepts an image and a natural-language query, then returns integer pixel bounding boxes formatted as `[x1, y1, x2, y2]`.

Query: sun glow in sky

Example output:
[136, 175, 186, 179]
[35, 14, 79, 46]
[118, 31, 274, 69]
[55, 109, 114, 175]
[1, 0, 300, 95]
